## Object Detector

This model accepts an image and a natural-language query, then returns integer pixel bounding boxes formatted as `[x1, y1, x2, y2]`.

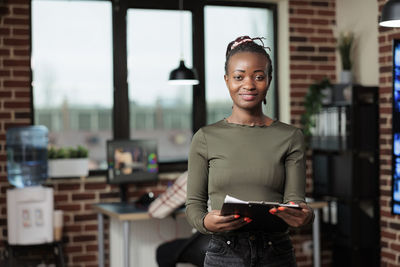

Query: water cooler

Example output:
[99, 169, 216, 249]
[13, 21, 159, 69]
[6, 126, 54, 245]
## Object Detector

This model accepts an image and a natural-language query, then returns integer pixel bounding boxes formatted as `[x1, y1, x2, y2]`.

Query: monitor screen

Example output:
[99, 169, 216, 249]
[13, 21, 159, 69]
[106, 139, 158, 184]
[393, 39, 400, 214]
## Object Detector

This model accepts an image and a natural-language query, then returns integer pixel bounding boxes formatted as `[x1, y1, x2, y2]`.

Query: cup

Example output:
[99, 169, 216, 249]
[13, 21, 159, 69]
[53, 210, 63, 241]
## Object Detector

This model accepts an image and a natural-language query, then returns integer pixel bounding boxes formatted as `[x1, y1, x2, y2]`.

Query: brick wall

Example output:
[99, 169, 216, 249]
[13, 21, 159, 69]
[288, 1, 337, 266]
[378, 1, 400, 266]
[0, 0, 32, 256]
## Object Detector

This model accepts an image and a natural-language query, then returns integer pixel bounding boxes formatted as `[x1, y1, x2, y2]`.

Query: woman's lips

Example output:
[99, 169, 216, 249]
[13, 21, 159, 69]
[240, 94, 257, 101]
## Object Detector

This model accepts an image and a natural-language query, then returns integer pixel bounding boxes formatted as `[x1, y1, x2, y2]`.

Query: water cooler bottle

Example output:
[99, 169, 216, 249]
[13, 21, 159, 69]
[6, 126, 54, 245]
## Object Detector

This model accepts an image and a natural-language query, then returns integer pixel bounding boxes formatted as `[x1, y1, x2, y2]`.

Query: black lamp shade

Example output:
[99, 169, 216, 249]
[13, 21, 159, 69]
[380, 0, 400, 27]
[168, 60, 199, 85]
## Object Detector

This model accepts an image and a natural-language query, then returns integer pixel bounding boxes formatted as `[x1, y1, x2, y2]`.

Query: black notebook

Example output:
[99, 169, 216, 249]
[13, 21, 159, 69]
[220, 195, 301, 232]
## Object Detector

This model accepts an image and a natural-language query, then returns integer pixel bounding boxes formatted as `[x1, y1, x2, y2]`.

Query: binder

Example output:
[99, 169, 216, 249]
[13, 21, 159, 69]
[220, 195, 301, 232]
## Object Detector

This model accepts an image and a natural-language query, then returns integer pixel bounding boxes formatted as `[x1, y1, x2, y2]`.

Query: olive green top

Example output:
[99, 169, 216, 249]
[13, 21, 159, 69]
[185, 119, 306, 234]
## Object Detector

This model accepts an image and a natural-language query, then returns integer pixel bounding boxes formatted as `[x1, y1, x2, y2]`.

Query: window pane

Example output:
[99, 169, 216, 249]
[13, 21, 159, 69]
[127, 9, 193, 162]
[205, 6, 276, 124]
[32, 0, 113, 170]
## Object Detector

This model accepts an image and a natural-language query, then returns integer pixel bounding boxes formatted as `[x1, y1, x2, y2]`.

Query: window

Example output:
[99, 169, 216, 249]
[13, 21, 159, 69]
[31, 0, 277, 172]
[205, 5, 276, 124]
[32, 0, 113, 170]
[127, 9, 193, 162]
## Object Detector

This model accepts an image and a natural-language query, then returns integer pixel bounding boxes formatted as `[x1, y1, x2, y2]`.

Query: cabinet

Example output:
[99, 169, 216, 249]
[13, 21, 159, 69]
[311, 84, 380, 267]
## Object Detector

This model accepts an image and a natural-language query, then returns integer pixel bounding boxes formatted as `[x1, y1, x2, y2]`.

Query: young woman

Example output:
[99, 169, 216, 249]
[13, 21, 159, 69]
[185, 36, 313, 266]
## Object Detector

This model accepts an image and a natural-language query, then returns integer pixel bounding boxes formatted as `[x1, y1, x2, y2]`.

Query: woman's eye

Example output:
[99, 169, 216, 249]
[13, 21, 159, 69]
[255, 76, 265, 81]
[233, 76, 243, 81]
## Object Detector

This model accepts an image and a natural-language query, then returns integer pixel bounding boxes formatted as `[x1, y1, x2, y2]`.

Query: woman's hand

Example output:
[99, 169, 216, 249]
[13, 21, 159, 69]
[204, 210, 252, 232]
[269, 202, 314, 228]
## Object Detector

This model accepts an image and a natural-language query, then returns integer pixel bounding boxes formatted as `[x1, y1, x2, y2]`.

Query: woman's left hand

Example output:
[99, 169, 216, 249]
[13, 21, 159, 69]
[269, 202, 313, 228]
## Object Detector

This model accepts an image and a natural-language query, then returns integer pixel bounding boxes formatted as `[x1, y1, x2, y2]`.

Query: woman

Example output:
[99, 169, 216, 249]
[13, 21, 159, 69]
[185, 36, 313, 267]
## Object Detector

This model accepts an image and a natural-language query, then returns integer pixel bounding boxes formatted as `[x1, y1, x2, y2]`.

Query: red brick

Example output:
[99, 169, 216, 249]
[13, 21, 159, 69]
[14, 91, 30, 98]
[64, 225, 82, 233]
[0, 49, 10, 56]
[318, 10, 335, 16]
[56, 204, 81, 211]
[72, 235, 96, 242]
[3, 59, 30, 67]
[381, 251, 396, 261]
[12, 7, 29, 16]
[3, 18, 29, 26]
[72, 193, 96, 201]
[296, 27, 315, 33]
[3, 80, 30, 88]
[3, 102, 30, 109]
[58, 183, 81, 191]
[84, 183, 107, 190]
[0, 70, 11, 77]
[74, 214, 97, 222]
[3, 38, 29, 46]
[13, 70, 30, 77]
[290, 18, 308, 24]
[72, 254, 96, 262]
[0, 113, 11, 119]
[12, 28, 29, 36]
[296, 9, 314, 15]
[0, 92, 12, 98]
[54, 194, 69, 202]
[13, 49, 29, 56]
[86, 244, 98, 252]
[65, 245, 83, 253]
[311, 19, 330, 25]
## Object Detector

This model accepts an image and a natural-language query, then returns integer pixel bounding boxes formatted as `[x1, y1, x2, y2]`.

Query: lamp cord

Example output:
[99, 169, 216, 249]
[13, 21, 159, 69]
[179, 0, 184, 60]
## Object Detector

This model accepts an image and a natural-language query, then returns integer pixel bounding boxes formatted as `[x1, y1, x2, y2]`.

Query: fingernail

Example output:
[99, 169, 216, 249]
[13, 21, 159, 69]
[246, 218, 252, 223]
[234, 214, 240, 219]
[289, 201, 295, 204]
[269, 210, 276, 214]
[278, 207, 285, 211]
[244, 217, 251, 222]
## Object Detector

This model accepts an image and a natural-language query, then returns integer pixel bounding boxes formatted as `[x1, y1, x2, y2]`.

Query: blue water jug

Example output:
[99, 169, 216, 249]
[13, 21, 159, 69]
[6, 126, 48, 188]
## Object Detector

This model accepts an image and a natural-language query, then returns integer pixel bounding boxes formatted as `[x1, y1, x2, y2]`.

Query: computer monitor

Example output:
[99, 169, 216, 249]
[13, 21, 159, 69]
[106, 139, 158, 185]
[393, 39, 400, 215]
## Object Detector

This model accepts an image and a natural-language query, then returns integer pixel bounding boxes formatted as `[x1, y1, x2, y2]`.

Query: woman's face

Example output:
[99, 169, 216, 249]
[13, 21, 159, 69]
[224, 52, 270, 111]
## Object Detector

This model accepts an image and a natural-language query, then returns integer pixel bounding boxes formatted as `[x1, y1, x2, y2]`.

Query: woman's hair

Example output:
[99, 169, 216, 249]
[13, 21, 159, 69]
[225, 36, 273, 80]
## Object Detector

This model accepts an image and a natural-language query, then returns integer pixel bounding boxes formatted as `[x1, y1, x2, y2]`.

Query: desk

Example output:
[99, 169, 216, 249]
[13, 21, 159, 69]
[309, 201, 329, 267]
[93, 202, 190, 267]
[94, 201, 327, 267]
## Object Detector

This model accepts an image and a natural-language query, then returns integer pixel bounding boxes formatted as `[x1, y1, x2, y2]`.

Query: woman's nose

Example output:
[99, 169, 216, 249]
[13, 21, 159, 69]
[242, 77, 255, 90]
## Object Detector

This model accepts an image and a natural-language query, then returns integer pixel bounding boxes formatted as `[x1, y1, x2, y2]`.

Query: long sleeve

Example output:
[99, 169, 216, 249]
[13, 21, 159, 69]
[283, 128, 306, 204]
[185, 129, 212, 234]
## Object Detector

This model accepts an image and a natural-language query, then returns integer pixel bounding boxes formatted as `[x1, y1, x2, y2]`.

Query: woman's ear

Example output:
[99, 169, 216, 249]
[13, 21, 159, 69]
[224, 74, 228, 85]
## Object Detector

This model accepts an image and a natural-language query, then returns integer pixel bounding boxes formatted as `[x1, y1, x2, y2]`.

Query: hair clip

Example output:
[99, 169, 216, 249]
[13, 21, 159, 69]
[231, 38, 253, 50]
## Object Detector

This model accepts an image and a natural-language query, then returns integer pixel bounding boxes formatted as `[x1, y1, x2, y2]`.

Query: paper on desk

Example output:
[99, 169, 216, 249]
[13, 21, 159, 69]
[224, 195, 249, 204]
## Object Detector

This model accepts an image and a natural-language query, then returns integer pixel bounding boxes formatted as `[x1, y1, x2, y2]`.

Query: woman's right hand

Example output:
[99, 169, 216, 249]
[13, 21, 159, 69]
[204, 210, 252, 232]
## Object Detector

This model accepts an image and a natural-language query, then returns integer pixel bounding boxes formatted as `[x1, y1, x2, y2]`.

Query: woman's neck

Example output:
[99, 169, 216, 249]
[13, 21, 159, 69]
[227, 108, 270, 126]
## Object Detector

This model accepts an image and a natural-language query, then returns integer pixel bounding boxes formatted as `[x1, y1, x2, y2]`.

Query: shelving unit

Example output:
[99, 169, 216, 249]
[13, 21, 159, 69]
[311, 84, 380, 267]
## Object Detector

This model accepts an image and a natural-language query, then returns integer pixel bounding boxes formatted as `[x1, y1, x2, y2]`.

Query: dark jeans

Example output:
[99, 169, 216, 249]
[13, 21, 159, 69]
[204, 231, 297, 267]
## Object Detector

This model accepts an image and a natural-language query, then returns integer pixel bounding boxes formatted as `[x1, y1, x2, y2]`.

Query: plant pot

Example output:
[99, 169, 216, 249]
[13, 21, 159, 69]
[340, 70, 353, 84]
[48, 158, 89, 178]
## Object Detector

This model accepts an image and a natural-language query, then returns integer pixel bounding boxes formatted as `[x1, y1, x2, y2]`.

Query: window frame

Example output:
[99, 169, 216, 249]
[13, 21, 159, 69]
[31, 0, 278, 174]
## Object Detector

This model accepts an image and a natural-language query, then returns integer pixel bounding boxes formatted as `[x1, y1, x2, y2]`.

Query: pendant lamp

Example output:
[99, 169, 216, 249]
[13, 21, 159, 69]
[168, 0, 199, 85]
[380, 0, 400, 27]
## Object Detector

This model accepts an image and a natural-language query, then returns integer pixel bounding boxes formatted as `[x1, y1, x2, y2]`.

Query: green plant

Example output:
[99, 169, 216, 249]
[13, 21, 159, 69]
[48, 145, 89, 159]
[300, 78, 332, 141]
[337, 31, 354, 70]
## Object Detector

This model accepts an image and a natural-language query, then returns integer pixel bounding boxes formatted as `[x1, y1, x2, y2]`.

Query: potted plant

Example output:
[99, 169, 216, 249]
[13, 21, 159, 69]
[301, 78, 332, 145]
[48, 145, 89, 178]
[337, 31, 354, 84]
